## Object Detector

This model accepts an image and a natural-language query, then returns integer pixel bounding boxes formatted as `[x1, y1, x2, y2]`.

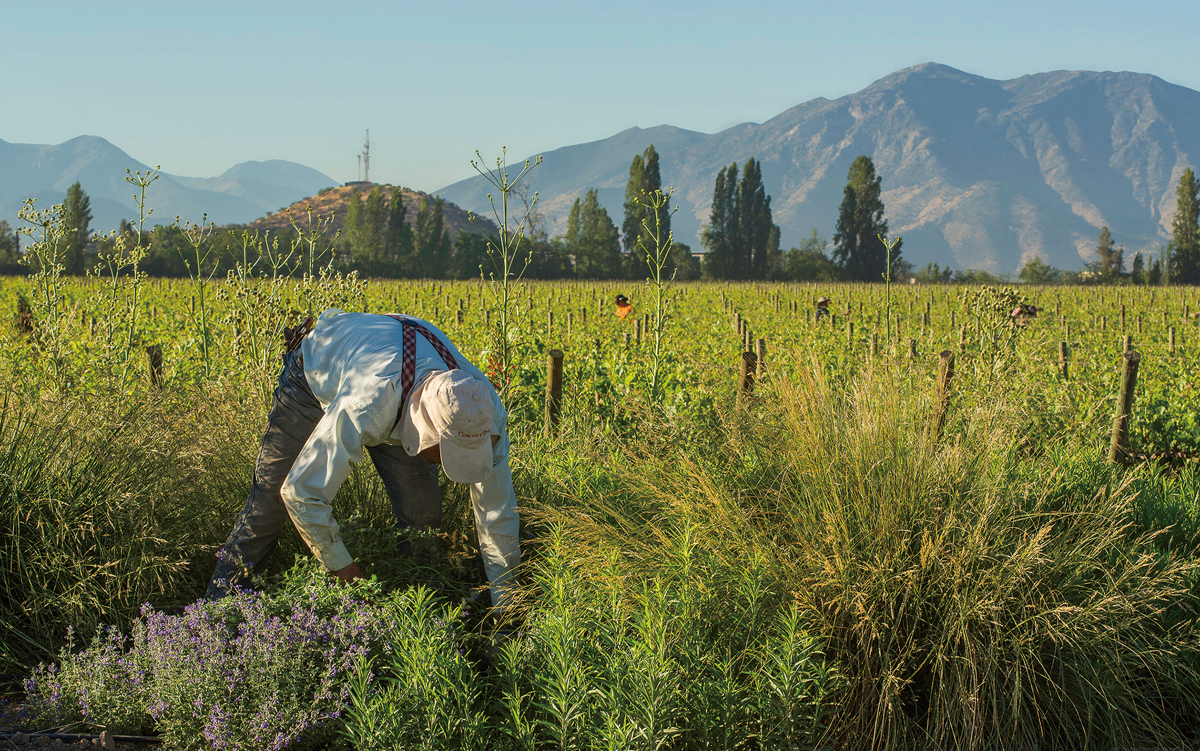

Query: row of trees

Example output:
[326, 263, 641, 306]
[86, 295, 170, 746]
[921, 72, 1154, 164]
[12, 161, 1200, 284]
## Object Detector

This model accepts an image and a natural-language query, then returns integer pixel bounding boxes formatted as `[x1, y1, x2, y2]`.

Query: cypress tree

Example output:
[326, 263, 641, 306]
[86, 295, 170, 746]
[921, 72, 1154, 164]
[1169, 168, 1200, 284]
[62, 181, 92, 275]
[832, 156, 901, 281]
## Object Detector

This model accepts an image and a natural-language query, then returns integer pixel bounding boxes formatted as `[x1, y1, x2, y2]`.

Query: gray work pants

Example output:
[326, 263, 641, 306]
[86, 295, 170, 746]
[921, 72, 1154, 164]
[205, 348, 441, 599]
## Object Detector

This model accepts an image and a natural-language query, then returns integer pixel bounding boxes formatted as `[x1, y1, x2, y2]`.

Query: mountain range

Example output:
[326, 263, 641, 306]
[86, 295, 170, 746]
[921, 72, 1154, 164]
[5, 63, 1198, 273]
[0, 136, 336, 233]
[436, 63, 1200, 273]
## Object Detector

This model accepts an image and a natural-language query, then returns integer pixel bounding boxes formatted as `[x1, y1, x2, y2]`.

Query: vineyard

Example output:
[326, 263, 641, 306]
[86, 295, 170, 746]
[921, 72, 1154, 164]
[3, 262, 1200, 749]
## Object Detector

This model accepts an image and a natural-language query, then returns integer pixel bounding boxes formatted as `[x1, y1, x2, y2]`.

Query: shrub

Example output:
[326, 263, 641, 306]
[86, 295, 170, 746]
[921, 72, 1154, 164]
[24, 562, 392, 751]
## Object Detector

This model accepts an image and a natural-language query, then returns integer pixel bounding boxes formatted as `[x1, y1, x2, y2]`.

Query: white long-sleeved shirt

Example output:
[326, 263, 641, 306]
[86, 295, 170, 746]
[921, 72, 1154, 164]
[283, 309, 515, 575]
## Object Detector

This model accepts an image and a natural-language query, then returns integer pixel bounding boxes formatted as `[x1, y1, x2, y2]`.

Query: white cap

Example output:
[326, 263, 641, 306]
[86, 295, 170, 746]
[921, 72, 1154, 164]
[401, 369, 495, 483]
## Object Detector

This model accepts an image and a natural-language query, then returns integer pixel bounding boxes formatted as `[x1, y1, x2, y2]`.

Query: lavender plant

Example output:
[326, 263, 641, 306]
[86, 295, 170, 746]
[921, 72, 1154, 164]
[24, 561, 391, 751]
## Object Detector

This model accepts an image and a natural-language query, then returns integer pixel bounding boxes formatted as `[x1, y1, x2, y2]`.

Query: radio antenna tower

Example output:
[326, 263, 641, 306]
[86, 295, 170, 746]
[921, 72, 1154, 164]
[362, 129, 371, 184]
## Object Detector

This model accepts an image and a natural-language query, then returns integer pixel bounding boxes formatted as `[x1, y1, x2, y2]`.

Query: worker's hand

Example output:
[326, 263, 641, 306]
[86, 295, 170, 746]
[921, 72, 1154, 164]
[331, 562, 366, 584]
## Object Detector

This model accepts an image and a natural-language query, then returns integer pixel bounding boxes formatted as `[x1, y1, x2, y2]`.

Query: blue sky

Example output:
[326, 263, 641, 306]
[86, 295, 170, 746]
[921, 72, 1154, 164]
[3, 0, 1193, 192]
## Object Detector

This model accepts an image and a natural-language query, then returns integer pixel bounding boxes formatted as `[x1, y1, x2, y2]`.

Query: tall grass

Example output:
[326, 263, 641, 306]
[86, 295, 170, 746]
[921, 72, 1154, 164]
[0, 383, 252, 680]
[531, 360, 1200, 750]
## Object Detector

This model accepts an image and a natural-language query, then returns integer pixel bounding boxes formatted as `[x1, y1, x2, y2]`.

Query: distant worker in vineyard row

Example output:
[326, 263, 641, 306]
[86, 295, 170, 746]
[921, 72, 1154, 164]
[1011, 304, 1038, 327]
[815, 296, 832, 322]
[615, 294, 635, 320]
[206, 309, 522, 612]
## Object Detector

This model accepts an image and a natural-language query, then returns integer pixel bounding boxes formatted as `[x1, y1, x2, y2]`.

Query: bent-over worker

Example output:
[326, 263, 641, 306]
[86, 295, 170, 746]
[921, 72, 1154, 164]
[206, 309, 521, 609]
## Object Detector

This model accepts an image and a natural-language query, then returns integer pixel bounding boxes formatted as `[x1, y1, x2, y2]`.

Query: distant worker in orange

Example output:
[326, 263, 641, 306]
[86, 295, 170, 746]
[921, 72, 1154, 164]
[615, 294, 635, 320]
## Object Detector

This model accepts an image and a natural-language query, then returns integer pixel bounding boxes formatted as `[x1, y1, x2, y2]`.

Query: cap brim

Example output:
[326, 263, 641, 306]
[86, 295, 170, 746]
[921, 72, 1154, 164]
[439, 436, 494, 483]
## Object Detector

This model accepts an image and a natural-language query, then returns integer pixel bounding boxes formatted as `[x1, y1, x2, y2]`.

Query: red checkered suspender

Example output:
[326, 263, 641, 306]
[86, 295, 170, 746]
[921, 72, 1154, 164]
[385, 315, 460, 426]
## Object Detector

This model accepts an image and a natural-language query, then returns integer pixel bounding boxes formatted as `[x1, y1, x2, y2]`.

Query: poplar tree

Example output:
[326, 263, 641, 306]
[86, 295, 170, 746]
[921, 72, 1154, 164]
[701, 159, 779, 280]
[62, 181, 92, 275]
[701, 164, 738, 280]
[623, 145, 670, 277]
[568, 189, 621, 278]
[738, 157, 778, 278]
[832, 156, 901, 281]
[1169, 168, 1200, 284]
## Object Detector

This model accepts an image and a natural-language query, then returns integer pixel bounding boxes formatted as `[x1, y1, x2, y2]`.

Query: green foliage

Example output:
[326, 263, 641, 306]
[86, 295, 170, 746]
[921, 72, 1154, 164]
[701, 158, 780, 280]
[622, 145, 671, 278]
[0, 219, 23, 273]
[1017, 255, 1060, 284]
[1086, 225, 1125, 283]
[567, 188, 622, 279]
[344, 186, 413, 277]
[832, 156, 901, 281]
[62, 181, 92, 276]
[701, 164, 738, 280]
[1170, 168, 1200, 284]
[913, 262, 950, 284]
[785, 230, 838, 281]
[415, 195, 453, 277]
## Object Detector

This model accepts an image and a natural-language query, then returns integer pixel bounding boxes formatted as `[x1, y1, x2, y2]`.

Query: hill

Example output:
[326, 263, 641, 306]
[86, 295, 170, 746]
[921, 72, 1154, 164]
[436, 63, 1200, 273]
[244, 184, 498, 239]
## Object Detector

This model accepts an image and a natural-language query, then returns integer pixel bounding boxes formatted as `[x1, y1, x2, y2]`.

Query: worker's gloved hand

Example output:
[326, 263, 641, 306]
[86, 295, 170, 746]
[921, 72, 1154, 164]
[331, 561, 366, 584]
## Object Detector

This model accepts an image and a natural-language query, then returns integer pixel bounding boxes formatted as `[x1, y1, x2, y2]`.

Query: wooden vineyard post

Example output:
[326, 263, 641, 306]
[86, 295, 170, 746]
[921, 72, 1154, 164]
[456, 309, 464, 327]
[1059, 341, 1069, 380]
[547, 310, 554, 335]
[544, 349, 564, 437]
[1107, 351, 1141, 465]
[932, 350, 955, 441]
[871, 332, 879, 357]
[908, 338, 917, 359]
[146, 345, 163, 389]
[846, 320, 854, 348]
[737, 351, 757, 397]
[755, 338, 766, 380]
[1169, 326, 1176, 355]
[1123, 335, 1133, 353]
[485, 310, 491, 329]
[623, 332, 631, 349]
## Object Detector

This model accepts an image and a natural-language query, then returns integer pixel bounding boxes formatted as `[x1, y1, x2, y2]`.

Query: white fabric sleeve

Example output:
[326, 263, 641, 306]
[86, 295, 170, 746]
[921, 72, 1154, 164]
[280, 397, 384, 572]
[471, 444, 521, 609]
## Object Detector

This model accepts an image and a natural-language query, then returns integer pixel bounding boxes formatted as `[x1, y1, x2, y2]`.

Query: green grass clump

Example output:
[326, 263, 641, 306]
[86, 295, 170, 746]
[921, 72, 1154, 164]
[530, 361, 1200, 750]
[0, 384, 255, 681]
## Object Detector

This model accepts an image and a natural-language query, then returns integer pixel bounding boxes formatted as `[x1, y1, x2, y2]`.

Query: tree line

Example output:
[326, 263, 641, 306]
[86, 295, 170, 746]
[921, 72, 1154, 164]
[9, 160, 1200, 284]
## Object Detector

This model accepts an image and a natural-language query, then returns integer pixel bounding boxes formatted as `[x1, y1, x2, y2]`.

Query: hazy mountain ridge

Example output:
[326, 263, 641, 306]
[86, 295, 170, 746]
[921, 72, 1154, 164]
[0, 136, 337, 232]
[437, 63, 1200, 272]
